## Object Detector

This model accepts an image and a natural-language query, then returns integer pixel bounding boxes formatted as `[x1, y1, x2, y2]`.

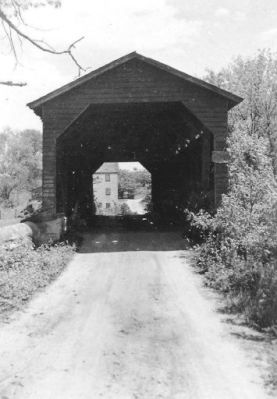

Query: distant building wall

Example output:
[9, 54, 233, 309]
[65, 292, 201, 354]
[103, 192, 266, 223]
[93, 173, 119, 215]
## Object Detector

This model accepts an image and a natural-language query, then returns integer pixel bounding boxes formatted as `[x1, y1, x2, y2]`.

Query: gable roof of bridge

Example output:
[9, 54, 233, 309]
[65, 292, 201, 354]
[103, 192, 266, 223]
[27, 51, 243, 112]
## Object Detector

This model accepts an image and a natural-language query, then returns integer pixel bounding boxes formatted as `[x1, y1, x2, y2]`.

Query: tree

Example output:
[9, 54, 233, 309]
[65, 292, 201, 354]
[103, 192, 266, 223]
[120, 202, 132, 216]
[133, 169, 151, 188]
[118, 169, 151, 198]
[118, 170, 137, 198]
[0, 0, 85, 86]
[0, 128, 42, 205]
[191, 50, 277, 327]
[205, 50, 277, 176]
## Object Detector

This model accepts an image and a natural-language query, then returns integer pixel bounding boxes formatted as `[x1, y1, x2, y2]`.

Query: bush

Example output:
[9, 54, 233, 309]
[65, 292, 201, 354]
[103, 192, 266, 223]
[0, 241, 75, 315]
[190, 50, 277, 328]
[190, 191, 277, 327]
[120, 202, 132, 215]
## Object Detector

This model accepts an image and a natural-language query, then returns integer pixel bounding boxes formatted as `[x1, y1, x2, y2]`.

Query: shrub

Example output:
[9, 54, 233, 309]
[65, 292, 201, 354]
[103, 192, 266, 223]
[190, 50, 277, 328]
[0, 241, 75, 315]
[120, 202, 132, 215]
[190, 187, 277, 327]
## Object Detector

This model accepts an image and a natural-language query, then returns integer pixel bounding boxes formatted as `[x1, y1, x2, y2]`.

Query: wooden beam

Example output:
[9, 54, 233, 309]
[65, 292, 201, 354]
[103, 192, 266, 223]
[212, 150, 230, 164]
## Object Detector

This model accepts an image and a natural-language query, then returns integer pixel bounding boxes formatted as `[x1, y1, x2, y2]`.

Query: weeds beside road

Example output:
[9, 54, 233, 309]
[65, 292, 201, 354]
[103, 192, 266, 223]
[0, 241, 75, 317]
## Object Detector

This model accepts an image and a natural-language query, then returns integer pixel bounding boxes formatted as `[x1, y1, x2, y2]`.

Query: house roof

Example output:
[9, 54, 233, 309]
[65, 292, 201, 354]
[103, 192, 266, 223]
[27, 52, 243, 112]
[94, 162, 119, 174]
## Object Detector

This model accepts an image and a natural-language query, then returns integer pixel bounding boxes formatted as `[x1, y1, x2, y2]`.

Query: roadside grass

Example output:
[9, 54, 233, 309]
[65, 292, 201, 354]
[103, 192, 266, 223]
[190, 248, 277, 397]
[188, 251, 277, 397]
[222, 313, 277, 397]
[0, 240, 76, 317]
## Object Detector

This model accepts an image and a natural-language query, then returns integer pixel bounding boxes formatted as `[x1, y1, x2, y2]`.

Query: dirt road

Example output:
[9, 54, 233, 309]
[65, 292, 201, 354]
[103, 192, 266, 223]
[125, 199, 146, 214]
[0, 232, 268, 398]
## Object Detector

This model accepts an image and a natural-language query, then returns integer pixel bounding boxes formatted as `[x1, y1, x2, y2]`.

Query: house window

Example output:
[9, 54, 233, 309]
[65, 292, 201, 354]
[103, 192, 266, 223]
[106, 203, 110, 208]
[106, 187, 111, 196]
[105, 174, 110, 182]
[98, 202, 102, 207]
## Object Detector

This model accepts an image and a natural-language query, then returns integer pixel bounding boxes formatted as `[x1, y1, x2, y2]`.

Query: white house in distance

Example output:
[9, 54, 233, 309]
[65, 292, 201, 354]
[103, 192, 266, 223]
[93, 163, 120, 216]
[93, 161, 151, 216]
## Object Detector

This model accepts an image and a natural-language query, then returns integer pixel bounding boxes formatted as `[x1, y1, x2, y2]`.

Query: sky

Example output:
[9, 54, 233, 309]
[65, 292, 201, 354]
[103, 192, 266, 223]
[0, 0, 277, 131]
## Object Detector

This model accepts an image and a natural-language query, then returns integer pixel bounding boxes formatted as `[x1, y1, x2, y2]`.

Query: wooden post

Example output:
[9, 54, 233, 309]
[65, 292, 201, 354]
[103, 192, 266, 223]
[212, 150, 229, 206]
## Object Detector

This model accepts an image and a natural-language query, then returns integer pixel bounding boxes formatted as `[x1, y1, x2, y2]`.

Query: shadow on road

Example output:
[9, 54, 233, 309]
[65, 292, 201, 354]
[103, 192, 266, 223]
[79, 230, 189, 253]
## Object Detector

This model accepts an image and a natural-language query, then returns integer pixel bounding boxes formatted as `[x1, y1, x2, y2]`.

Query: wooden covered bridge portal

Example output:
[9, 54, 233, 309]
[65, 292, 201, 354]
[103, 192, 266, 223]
[28, 52, 242, 222]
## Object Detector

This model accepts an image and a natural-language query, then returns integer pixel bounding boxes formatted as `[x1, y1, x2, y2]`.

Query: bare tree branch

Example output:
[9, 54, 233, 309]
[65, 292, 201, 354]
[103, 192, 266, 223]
[0, 4, 86, 80]
[8, 24, 18, 62]
[11, 0, 25, 25]
[0, 79, 26, 86]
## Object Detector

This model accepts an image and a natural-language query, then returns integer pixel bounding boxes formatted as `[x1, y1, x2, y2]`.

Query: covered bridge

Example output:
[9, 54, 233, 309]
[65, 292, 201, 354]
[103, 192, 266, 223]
[28, 52, 242, 222]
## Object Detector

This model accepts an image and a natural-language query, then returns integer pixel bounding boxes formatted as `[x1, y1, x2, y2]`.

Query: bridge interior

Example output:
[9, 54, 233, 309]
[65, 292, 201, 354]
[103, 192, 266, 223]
[56, 101, 213, 224]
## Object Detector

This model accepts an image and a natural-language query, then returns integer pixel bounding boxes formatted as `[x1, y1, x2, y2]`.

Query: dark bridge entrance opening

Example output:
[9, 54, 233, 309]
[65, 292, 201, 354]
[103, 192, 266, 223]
[57, 101, 213, 226]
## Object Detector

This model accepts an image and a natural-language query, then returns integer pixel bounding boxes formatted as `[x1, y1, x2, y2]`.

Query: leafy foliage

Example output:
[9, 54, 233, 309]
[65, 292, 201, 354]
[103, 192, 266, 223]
[118, 169, 151, 199]
[191, 50, 277, 328]
[0, 240, 75, 315]
[119, 202, 132, 216]
[0, 128, 42, 206]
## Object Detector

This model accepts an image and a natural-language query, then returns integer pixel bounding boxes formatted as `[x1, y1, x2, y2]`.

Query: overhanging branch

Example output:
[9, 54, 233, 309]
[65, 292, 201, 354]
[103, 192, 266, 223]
[0, 6, 86, 78]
